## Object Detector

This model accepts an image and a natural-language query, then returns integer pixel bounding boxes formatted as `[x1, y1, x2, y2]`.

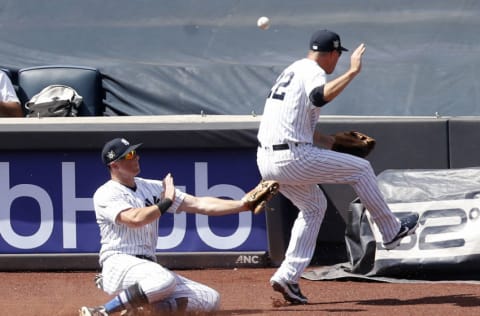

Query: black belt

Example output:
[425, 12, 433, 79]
[272, 144, 290, 150]
[135, 255, 155, 262]
[258, 142, 300, 151]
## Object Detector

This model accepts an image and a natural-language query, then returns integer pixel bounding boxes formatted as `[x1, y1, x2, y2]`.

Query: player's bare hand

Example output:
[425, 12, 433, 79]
[162, 173, 176, 201]
[349, 43, 366, 75]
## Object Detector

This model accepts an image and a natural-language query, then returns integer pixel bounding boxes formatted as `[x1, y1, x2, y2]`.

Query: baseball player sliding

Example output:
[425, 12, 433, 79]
[80, 137, 278, 315]
[256, 29, 419, 304]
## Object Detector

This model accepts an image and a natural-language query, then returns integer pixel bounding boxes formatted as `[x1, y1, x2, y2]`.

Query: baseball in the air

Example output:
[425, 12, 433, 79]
[257, 16, 270, 30]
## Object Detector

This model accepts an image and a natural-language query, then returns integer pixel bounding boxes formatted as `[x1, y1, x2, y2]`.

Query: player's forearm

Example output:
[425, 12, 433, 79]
[313, 130, 335, 149]
[322, 70, 358, 103]
[323, 42, 365, 103]
[182, 196, 248, 215]
[0, 101, 23, 117]
[118, 206, 161, 227]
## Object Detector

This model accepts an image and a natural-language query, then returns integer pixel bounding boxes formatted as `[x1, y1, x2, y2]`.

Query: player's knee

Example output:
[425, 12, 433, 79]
[139, 271, 177, 303]
[353, 158, 374, 176]
[304, 198, 326, 215]
[308, 187, 327, 214]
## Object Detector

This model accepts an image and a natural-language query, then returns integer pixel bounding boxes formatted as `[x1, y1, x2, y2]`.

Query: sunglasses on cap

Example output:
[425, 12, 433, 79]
[122, 150, 137, 161]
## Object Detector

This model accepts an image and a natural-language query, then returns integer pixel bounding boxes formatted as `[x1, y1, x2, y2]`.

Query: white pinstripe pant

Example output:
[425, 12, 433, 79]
[257, 144, 401, 283]
[101, 254, 220, 313]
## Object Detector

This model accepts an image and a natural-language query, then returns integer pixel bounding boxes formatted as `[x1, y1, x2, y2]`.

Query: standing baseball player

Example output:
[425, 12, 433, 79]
[256, 29, 419, 304]
[80, 137, 278, 315]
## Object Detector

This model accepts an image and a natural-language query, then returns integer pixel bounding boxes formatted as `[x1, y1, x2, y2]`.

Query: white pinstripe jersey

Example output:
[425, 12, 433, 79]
[93, 177, 186, 265]
[258, 58, 326, 145]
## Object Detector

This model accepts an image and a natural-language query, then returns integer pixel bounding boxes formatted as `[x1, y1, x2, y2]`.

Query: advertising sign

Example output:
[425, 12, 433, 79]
[0, 148, 267, 254]
[369, 199, 480, 259]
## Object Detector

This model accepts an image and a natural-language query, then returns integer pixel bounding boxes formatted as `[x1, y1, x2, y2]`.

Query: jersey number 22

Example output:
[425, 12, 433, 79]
[267, 72, 294, 101]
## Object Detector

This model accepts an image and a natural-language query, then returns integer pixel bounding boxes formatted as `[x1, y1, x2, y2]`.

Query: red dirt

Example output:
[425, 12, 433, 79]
[1, 267, 479, 316]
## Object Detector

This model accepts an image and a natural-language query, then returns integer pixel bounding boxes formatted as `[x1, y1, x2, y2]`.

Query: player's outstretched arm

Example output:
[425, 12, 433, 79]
[179, 179, 279, 215]
[179, 194, 248, 216]
[323, 43, 366, 103]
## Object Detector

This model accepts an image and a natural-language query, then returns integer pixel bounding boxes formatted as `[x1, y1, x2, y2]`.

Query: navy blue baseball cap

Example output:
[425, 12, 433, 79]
[310, 29, 348, 52]
[101, 137, 142, 164]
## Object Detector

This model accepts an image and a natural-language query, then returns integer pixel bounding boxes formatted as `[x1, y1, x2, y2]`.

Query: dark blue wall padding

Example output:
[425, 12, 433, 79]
[17, 65, 104, 116]
[448, 118, 480, 169]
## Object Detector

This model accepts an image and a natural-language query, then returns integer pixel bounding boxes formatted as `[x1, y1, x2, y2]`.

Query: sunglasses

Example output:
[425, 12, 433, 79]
[122, 150, 137, 160]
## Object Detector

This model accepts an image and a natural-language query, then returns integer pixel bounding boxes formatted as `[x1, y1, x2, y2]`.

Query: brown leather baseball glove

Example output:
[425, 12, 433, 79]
[331, 131, 376, 158]
[242, 180, 280, 214]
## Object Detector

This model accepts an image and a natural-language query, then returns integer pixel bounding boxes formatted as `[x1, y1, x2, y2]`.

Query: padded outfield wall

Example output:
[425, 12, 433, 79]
[1, 1, 480, 117]
[2, 115, 477, 271]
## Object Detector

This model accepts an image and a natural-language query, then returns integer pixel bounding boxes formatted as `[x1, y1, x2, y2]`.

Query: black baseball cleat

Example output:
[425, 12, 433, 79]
[271, 279, 308, 305]
[383, 213, 420, 250]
